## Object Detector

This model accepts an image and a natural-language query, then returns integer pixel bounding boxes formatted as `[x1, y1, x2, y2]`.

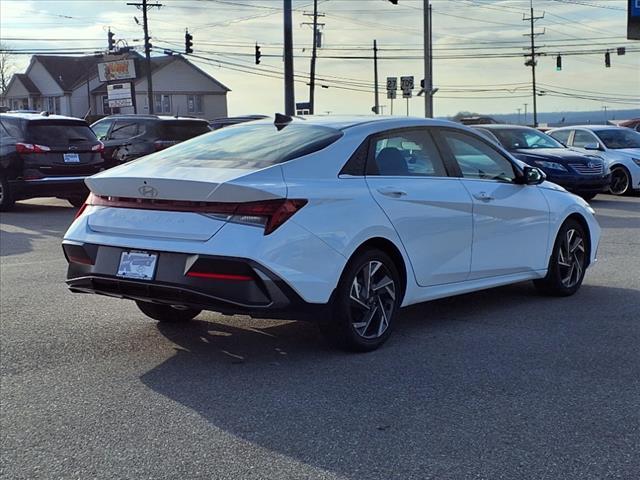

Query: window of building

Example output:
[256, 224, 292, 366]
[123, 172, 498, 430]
[45, 96, 61, 114]
[155, 94, 171, 114]
[187, 95, 203, 114]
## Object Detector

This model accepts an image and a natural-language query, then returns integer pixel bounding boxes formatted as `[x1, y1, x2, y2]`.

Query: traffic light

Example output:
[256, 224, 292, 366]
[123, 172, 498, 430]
[605, 51, 611, 67]
[108, 29, 115, 51]
[185, 30, 193, 54]
[255, 44, 262, 65]
[556, 55, 562, 71]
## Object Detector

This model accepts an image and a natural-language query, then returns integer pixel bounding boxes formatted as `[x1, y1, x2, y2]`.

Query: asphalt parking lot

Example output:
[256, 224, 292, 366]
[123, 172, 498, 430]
[1, 195, 639, 480]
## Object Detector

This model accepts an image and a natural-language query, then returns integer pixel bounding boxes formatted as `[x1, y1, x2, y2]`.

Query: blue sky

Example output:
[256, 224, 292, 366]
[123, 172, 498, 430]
[1, 0, 638, 117]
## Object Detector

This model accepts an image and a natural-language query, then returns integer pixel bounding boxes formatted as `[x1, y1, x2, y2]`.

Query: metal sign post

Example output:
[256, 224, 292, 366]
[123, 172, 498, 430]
[400, 76, 414, 117]
[386, 77, 397, 116]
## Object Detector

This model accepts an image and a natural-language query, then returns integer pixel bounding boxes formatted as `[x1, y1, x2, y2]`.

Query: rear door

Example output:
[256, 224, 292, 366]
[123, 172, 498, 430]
[365, 128, 473, 286]
[436, 128, 550, 280]
[24, 120, 103, 176]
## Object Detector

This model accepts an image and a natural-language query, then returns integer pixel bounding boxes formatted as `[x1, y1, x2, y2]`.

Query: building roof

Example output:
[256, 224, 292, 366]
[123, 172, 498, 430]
[32, 55, 102, 92]
[10, 74, 42, 95]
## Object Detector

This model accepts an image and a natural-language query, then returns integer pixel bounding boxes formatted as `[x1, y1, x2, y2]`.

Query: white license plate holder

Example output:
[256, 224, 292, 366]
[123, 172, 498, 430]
[116, 251, 158, 281]
[63, 153, 80, 163]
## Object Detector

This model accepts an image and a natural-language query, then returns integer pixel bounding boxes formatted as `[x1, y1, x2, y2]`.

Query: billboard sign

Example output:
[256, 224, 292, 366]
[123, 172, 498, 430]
[629, 0, 640, 40]
[98, 59, 136, 82]
[107, 83, 133, 108]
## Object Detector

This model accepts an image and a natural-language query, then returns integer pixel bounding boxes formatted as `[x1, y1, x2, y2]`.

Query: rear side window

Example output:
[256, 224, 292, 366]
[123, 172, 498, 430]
[158, 121, 210, 141]
[109, 121, 139, 140]
[369, 129, 447, 177]
[134, 123, 343, 169]
[27, 121, 97, 144]
[549, 130, 570, 146]
[0, 117, 23, 138]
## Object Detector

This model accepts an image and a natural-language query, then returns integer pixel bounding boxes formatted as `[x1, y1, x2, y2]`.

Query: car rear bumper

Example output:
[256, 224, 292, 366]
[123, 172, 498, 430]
[9, 176, 89, 199]
[546, 173, 611, 193]
[63, 241, 331, 321]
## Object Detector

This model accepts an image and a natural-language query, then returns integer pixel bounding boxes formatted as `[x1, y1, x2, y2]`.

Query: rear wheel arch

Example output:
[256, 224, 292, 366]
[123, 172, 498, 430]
[347, 237, 408, 303]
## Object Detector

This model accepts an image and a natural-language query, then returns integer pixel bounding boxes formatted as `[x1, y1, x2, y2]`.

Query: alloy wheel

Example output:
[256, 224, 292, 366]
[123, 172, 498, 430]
[557, 228, 585, 288]
[609, 167, 629, 195]
[349, 260, 396, 339]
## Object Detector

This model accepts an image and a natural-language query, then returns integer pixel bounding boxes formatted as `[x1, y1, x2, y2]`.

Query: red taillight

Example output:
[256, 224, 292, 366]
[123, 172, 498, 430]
[91, 142, 104, 152]
[186, 272, 253, 281]
[153, 140, 176, 151]
[74, 200, 89, 220]
[16, 142, 51, 154]
[84, 194, 308, 235]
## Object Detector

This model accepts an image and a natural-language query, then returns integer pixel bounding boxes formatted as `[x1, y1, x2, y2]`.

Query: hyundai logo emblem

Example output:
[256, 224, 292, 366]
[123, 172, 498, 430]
[587, 162, 596, 169]
[138, 185, 158, 198]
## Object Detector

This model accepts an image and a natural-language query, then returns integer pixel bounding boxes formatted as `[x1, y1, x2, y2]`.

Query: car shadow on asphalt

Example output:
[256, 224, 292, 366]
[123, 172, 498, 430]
[139, 282, 640, 479]
[0, 201, 75, 256]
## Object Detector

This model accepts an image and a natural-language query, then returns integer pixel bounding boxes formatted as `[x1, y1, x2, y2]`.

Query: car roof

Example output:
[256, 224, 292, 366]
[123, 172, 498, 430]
[249, 115, 459, 131]
[549, 125, 623, 131]
[471, 124, 538, 130]
[99, 114, 208, 122]
[0, 112, 86, 122]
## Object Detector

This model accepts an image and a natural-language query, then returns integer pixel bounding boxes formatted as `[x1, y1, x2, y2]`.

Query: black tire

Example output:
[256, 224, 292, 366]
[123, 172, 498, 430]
[65, 195, 87, 208]
[135, 301, 201, 323]
[579, 192, 597, 202]
[609, 165, 631, 196]
[0, 174, 15, 212]
[534, 219, 588, 296]
[319, 249, 402, 352]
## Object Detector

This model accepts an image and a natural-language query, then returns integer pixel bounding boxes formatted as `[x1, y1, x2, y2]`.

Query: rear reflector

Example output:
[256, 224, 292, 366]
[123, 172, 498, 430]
[186, 272, 253, 281]
[84, 194, 307, 235]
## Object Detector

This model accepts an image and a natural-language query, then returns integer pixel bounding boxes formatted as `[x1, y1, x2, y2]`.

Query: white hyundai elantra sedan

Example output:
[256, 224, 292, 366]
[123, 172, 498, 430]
[63, 115, 600, 351]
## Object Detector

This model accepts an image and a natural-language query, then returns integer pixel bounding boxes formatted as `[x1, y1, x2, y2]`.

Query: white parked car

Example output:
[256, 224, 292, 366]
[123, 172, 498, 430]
[547, 125, 640, 196]
[63, 116, 601, 351]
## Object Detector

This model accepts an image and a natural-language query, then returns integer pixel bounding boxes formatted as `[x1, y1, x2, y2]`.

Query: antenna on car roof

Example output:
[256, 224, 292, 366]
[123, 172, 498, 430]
[274, 113, 293, 131]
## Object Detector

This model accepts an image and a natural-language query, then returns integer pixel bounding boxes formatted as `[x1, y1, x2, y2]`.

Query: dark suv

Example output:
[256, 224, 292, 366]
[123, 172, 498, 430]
[0, 113, 104, 211]
[90, 115, 211, 166]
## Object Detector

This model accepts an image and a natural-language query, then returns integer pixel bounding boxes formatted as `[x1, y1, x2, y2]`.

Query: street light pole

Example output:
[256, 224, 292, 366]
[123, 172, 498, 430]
[283, 0, 295, 115]
[423, 0, 432, 118]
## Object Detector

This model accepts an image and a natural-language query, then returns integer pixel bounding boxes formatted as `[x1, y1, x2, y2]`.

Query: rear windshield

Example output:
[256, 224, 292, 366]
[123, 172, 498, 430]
[158, 121, 210, 141]
[137, 123, 343, 169]
[27, 121, 97, 145]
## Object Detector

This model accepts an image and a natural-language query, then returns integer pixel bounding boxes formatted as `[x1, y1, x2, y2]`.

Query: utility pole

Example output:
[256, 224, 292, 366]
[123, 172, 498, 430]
[524, 103, 528, 125]
[517, 107, 522, 125]
[523, 1, 544, 127]
[602, 105, 608, 122]
[302, 0, 324, 115]
[127, 0, 162, 114]
[283, 0, 295, 115]
[423, 0, 433, 118]
[373, 40, 380, 114]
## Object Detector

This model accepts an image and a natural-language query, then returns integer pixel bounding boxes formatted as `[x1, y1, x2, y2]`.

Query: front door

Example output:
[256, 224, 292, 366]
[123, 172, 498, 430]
[437, 128, 550, 280]
[365, 128, 473, 287]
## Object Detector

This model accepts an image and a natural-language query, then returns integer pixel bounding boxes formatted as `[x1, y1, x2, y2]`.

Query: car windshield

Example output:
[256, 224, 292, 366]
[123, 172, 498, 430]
[490, 128, 563, 150]
[594, 129, 640, 149]
[133, 122, 343, 169]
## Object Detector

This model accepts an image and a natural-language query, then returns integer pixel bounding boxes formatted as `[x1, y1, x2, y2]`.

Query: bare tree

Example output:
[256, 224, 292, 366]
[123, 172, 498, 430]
[0, 43, 15, 95]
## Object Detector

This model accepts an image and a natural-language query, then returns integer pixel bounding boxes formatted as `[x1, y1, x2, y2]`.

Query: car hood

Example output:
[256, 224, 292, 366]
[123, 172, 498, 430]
[510, 148, 598, 164]
[612, 148, 640, 157]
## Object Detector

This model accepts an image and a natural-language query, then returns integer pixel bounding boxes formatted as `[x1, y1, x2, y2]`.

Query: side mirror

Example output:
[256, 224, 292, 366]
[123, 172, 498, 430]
[584, 142, 601, 151]
[523, 165, 546, 185]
